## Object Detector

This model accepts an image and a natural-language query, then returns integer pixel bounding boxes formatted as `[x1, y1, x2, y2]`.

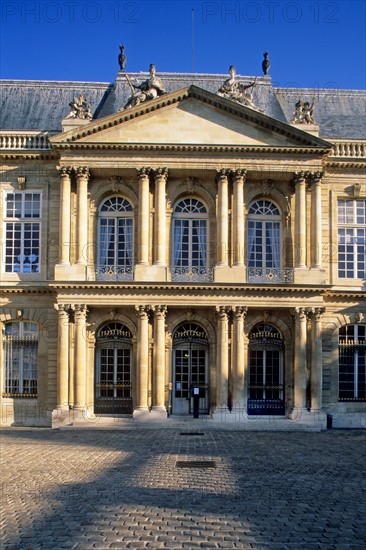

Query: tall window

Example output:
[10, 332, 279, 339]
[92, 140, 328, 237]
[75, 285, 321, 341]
[97, 197, 134, 280]
[4, 192, 41, 273]
[247, 200, 281, 273]
[338, 199, 366, 278]
[172, 198, 209, 280]
[3, 322, 38, 397]
[339, 324, 365, 401]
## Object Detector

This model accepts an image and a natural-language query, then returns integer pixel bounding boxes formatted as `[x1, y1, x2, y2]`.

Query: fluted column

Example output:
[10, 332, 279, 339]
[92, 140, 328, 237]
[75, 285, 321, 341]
[216, 306, 230, 409]
[216, 169, 229, 266]
[293, 307, 308, 410]
[309, 172, 323, 268]
[232, 169, 246, 266]
[294, 171, 307, 268]
[232, 306, 247, 410]
[57, 304, 69, 408]
[74, 304, 88, 409]
[57, 167, 72, 265]
[310, 307, 325, 410]
[153, 305, 167, 409]
[75, 166, 89, 265]
[137, 168, 150, 265]
[136, 305, 151, 409]
[153, 168, 168, 266]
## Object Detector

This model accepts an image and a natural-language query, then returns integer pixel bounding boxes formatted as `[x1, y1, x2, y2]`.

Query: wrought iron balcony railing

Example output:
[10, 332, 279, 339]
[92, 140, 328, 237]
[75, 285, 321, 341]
[247, 267, 294, 284]
[171, 266, 214, 282]
[94, 265, 134, 281]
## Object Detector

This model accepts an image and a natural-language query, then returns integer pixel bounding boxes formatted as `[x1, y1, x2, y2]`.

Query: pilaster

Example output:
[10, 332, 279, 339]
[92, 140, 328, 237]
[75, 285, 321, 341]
[216, 306, 230, 410]
[75, 166, 90, 279]
[136, 305, 151, 410]
[294, 171, 307, 269]
[74, 304, 88, 412]
[310, 307, 325, 411]
[308, 171, 323, 269]
[153, 168, 168, 274]
[232, 306, 247, 412]
[291, 307, 308, 415]
[152, 305, 167, 411]
[55, 167, 72, 279]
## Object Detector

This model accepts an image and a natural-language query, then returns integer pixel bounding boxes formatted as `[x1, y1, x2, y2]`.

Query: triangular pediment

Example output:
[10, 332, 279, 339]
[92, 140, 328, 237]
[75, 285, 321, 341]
[50, 86, 331, 150]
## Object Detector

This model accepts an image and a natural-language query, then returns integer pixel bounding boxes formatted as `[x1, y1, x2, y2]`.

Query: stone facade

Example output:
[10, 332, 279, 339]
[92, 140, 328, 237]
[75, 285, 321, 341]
[0, 72, 365, 428]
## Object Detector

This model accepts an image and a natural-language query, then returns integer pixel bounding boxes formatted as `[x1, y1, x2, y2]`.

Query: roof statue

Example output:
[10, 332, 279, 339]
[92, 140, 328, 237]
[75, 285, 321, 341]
[122, 64, 167, 110]
[118, 44, 127, 71]
[216, 66, 263, 111]
[262, 52, 270, 75]
[291, 97, 316, 124]
[66, 94, 92, 120]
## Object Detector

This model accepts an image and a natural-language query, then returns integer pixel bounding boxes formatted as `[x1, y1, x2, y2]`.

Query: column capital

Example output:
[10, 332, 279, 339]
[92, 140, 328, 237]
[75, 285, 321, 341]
[293, 171, 307, 185]
[56, 303, 69, 315]
[154, 305, 167, 318]
[215, 305, 231, 318]
[306, 171, 323, 185]
[74, 304, 88, 316]
[292, 307, 308, 320]
[308, 307, 326, 320]
[137, 167, 151, 178]
[74, 166, 90, 180]
[216, 168, 230, 181]
[231, 168, 247, 181]
[136, 305, 152, 318]
[57, 166, 73, 177]
[232, 306, 248, 318]
[153, 167, 168, 180]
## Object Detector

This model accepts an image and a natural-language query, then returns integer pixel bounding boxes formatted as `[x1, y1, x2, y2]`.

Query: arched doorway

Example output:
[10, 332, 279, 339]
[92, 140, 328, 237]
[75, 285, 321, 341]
[95, 322, 133, 414]
[172, 322, 209, 415]
[248, 323, 285, 415]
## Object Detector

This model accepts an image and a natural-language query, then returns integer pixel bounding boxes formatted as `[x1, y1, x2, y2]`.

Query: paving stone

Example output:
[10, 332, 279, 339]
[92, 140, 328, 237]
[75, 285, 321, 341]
[0, 428, 365, 550]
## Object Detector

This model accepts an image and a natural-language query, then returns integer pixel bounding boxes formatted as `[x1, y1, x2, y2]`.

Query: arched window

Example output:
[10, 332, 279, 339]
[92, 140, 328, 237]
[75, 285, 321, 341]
[172, 198, 210, 281]
[247, 200, 284, 282]
[338, 324, 365, 401]
[97, 197, 134, 280]
[3, 322, 38, 397]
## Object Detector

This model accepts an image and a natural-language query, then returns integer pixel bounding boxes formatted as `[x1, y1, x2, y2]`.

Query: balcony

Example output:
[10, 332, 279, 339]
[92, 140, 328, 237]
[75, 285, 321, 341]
[94, 265, 134, 281]
[171, 266, 214, 283]
[247, 267, 294, 284]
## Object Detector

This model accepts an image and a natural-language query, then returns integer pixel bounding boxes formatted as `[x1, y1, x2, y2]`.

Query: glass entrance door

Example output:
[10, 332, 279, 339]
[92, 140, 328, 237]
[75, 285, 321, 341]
[248, 323, 285, 415]
[172, 345, 208, 415]
[95, 322, 133, 415]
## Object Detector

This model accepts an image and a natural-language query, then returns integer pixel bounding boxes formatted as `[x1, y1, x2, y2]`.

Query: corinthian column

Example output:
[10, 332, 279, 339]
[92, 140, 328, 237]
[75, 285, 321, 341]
[57, 304, 69, 408]
[57, 167, 72, 265]
[137, 168, 150, 265]
[293, 307, 308, 411]
[74, 304, 88, 409]
[75, 166, 89, 265]
[232, 169, 246, 266]
[216, 169, 229, 266]
[136, 305, 151, 410]
[309, 172, 323, 268]
[294, 171, 307, 268]
[216, 306, 230, 409]
[310, 307, 325, 410]
[153, 168, 168, 266]
[232, 306, 247, 410]
[153, 305, 167, 410]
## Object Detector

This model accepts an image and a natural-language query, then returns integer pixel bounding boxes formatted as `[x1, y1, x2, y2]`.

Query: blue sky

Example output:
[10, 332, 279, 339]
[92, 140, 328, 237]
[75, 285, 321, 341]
[0, 0, 365, 89]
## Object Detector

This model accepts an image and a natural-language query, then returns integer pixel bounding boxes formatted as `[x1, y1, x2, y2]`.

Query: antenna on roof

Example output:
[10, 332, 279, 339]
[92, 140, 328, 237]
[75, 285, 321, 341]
[192, 9, 195, 73]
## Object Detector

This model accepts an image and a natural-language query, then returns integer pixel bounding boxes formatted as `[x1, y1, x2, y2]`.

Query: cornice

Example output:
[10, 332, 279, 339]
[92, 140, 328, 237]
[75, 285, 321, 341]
[52, 142, 328, 156]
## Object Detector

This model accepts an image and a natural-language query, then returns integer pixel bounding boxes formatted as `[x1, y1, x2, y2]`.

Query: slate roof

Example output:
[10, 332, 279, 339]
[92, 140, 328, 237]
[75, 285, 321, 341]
[1, 72, 365, 139]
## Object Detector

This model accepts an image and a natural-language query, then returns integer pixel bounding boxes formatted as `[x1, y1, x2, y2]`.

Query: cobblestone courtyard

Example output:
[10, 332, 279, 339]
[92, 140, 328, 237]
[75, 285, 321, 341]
[1, 427, 365, 549]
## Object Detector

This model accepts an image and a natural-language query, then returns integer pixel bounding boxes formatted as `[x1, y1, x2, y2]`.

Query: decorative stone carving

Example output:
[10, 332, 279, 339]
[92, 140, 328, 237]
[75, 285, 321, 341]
[291, 97, 316, 124]
[66, 95, 92, 120]
[118, 44, 127, 71]
[262, 51, 270, 75]
[122, 64, 167, 110]
[217, 66, 262, 111]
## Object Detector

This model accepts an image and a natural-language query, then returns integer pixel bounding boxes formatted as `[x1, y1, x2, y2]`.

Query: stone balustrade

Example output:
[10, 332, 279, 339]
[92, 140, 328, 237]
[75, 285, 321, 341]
[0, 131, 53, 150]
[329, 140, 366, 158]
